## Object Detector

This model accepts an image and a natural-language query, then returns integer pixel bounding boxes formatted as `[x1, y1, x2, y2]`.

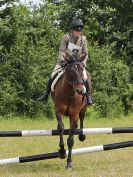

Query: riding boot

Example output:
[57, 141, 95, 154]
[85, 79, 93, 105]
[39, 77, 53, 101]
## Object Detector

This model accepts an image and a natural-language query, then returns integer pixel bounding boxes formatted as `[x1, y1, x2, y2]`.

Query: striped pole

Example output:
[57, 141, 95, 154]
[0, 140, 133, 165]
[0, 127, 133, 137]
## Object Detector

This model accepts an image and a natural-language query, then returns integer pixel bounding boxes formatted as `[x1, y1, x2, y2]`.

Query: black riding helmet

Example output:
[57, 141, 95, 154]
[70, 19, 84, 31]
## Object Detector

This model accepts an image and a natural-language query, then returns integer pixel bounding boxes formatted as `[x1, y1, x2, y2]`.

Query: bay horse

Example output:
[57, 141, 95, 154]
[51, 58, 88, 170]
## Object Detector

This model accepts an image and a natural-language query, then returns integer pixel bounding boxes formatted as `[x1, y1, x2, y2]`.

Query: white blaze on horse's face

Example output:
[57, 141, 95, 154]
[82, 85, 86, 94]
[83, 68, 87, 80]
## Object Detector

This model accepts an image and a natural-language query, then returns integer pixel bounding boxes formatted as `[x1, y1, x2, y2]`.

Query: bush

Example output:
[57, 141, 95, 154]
[94, 92, 124, 118]
[88, 43, 130, 117]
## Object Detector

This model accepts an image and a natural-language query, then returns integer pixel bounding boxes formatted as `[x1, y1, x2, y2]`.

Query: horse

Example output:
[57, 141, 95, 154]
[51, 58, 88, 170]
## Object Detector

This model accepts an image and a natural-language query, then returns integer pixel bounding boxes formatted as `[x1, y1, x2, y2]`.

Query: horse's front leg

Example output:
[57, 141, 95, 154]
[79, 111, 86, 141]
[65, 117, 77, 170]
[56, 111, 66, 159]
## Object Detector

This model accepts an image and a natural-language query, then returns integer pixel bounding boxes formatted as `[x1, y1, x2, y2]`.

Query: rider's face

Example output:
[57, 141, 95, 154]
[72, 26, 83, 37]
[72, 30, 82, 37]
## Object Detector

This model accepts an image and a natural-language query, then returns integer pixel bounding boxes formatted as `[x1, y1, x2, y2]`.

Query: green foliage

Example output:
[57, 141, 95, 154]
[0, 2, 62, 117]
[88, 43, 131, 117]
[0, 0, 132, 118]
[57, 0, 133, 67]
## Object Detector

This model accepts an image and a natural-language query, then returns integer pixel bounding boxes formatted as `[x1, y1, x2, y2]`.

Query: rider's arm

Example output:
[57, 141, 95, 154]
[81, 36, 88, 67]
[58, 34, 69, 63]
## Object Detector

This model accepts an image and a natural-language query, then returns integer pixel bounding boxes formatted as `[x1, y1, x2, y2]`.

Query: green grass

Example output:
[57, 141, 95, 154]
[0, 115, 133, 177]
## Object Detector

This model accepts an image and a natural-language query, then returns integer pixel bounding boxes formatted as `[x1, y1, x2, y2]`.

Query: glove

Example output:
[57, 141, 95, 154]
[60, 60, 67, 67]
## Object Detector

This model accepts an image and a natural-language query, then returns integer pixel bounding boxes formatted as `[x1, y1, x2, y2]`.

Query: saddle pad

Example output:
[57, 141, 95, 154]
[51, 70, 64, 92]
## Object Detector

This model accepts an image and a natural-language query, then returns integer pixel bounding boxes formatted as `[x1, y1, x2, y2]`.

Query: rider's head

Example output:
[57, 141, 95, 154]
[70, 19, 84, 37]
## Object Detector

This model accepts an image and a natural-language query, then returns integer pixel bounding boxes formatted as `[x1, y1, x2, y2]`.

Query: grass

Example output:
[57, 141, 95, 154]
[0, 115, 133, 177]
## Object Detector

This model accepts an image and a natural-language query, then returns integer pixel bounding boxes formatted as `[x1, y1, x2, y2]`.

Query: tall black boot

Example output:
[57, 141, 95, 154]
[85, 80, 93, 105]
[39, 77, 53, 101]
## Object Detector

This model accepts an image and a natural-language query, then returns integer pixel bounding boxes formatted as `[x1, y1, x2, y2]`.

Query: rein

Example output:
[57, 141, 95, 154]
[68, 80, 85, 86]
[65, 62, 85, 89]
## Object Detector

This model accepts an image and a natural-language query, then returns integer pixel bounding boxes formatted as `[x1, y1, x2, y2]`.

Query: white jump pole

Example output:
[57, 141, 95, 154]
[0, 127, 133, 137]
[0, 140, 133, 165]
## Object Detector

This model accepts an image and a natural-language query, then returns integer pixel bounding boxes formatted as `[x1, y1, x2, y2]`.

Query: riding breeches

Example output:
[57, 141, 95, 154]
[51, 64, 63, 79]
[51, 64, 88, 81]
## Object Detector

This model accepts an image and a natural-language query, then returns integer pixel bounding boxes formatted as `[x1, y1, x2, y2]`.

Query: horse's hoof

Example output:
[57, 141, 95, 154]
[58, 149, 66, 159]
[65, 163, 72, 170]
[79, 134, 86, 141]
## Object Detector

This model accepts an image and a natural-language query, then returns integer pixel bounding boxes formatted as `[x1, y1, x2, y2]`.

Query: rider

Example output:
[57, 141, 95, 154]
[39, 19, 93, 105]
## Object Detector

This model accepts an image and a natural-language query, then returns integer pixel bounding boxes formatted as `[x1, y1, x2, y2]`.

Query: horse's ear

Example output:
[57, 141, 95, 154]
[78, 53, 87, 62]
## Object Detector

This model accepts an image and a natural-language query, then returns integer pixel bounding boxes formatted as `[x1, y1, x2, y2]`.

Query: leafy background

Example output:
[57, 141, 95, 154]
[0, 0, 133, 118]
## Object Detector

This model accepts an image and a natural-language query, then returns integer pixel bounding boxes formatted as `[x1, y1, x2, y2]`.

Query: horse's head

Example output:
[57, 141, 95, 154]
[65, 61, 86, 95]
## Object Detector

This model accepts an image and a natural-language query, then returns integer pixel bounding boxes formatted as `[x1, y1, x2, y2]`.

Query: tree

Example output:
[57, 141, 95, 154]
[0, 0, 132, 117]
[0, 2, 62, 117]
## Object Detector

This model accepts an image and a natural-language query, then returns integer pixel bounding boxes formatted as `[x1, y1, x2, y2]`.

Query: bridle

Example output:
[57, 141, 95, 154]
[65, 62, 86, 95]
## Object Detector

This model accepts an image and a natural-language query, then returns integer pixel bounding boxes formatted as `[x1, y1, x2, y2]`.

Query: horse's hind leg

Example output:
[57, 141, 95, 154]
[79, 111, 86, 141]
[56, 111, 66, 159]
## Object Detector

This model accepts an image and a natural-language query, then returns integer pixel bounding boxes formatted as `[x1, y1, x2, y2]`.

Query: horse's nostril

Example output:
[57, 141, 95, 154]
[76, 88, 82, 95]
[76, 88, 79, 93]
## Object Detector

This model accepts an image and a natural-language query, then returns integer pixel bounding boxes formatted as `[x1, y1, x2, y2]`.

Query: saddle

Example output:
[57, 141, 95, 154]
[51, 70, 64, 92]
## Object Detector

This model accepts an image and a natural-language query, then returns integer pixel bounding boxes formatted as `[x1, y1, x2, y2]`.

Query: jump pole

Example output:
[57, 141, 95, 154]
[0, 140, 133, 165]
[0, 127, 133, 137]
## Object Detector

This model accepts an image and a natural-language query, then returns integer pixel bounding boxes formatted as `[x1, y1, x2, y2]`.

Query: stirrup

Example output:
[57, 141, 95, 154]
[86, 96, 93, 106]
[38, 92, 49, 101]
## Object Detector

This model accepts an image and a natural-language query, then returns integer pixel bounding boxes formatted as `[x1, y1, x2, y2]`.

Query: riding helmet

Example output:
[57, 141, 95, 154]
[70, 19, 84, 30]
